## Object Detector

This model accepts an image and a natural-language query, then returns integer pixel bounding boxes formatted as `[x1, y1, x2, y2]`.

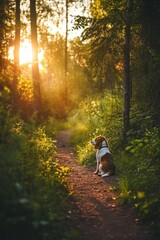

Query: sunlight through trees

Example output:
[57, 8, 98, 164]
[1, 1, 160, 239]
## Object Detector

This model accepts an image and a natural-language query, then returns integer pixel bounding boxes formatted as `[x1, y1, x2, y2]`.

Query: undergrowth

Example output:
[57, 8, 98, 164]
[69, 92, 123, 166]
[0, 104, 71, 240]
[118, 111, 160, 233]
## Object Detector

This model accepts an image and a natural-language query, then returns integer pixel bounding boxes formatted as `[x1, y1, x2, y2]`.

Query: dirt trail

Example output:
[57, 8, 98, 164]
[55, 130, 156, 240]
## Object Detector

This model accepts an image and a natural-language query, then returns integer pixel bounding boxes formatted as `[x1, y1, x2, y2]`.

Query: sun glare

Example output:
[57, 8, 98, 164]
[20, 40, 44, 68]
[20, 40, 32, 64]
[8, 40, 44, 69]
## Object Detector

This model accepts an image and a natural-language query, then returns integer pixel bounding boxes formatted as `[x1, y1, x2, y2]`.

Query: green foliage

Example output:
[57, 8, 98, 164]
[69, 93, 160, 232]
[0, 104, 70, 240]
[77, 143, 96, 167]
[69, 91, 123, 166]
[17, 77, 34, 118]
[118, 128, 160, 231]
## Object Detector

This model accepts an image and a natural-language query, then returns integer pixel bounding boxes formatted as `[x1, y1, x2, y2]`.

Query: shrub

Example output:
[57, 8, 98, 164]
[118, 128, 160, 231]
[0, 106, 70, 240]
[77, 143, 96, 166]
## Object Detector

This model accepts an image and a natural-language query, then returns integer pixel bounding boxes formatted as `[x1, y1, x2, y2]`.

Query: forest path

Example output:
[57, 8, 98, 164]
[55, 130, 155, 240]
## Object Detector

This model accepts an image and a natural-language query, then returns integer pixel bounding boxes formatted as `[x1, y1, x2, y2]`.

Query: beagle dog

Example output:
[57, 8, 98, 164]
[91, 136, 116, 177]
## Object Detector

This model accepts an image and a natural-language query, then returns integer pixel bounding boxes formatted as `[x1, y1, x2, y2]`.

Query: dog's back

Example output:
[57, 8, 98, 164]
[101, 153, 116, 176]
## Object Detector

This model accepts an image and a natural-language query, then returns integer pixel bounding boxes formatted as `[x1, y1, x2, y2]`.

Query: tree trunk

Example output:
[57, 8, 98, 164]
[30, 0, 41, 115]
[64, 0, 68, 106]
[13, 0, 20, 112]
[123, 0, 133, 146]
[14, 0, 20, 66]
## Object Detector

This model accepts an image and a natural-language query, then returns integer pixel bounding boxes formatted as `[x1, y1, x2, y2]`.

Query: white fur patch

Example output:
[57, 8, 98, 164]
[101, 172, 109, 177]
[96, 146, 110, 163]
[91, 140, 96, 145]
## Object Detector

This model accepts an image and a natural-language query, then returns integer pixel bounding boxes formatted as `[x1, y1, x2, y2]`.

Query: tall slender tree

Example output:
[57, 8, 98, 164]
[30, 0, 41, 115]
[14, 0, 20, 66]
[64, 0, 68, 106]
[13, 0, 20, 112]
[0, 0, 12, 73]
[123, 0, 133, 145]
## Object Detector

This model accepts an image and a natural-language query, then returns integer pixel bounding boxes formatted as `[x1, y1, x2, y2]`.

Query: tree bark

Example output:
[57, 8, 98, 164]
[64, 0, 68, 106]
[14, 0, 20, 66]
[30, 0, 41, 115]
[123, 0, 133, 146]
[13, 0, 20, 112]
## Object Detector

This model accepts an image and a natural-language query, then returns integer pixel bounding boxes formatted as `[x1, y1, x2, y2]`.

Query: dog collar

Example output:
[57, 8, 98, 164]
[99, 146, 107, 149]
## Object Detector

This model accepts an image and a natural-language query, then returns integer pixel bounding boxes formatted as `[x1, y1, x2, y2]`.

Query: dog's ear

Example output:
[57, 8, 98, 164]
[105, 138, 109, 147]
[95, 136, 105, 149]
[104, 138, 109, 148]
[95, 136, 109, 149]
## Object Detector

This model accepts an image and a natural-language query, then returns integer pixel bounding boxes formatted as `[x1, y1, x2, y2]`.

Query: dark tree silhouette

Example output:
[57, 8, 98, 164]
[30, 0, 41, 115]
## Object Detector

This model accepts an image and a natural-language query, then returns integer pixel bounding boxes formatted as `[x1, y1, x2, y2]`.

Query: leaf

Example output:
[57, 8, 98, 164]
[137, 191, 145, 199]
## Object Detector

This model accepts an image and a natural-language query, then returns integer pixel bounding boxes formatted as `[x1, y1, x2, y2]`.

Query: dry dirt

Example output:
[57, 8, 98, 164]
[55, 130, 157, 240]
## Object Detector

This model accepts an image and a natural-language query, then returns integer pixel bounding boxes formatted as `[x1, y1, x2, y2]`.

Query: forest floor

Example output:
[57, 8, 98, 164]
[55, 130, 157, 240]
